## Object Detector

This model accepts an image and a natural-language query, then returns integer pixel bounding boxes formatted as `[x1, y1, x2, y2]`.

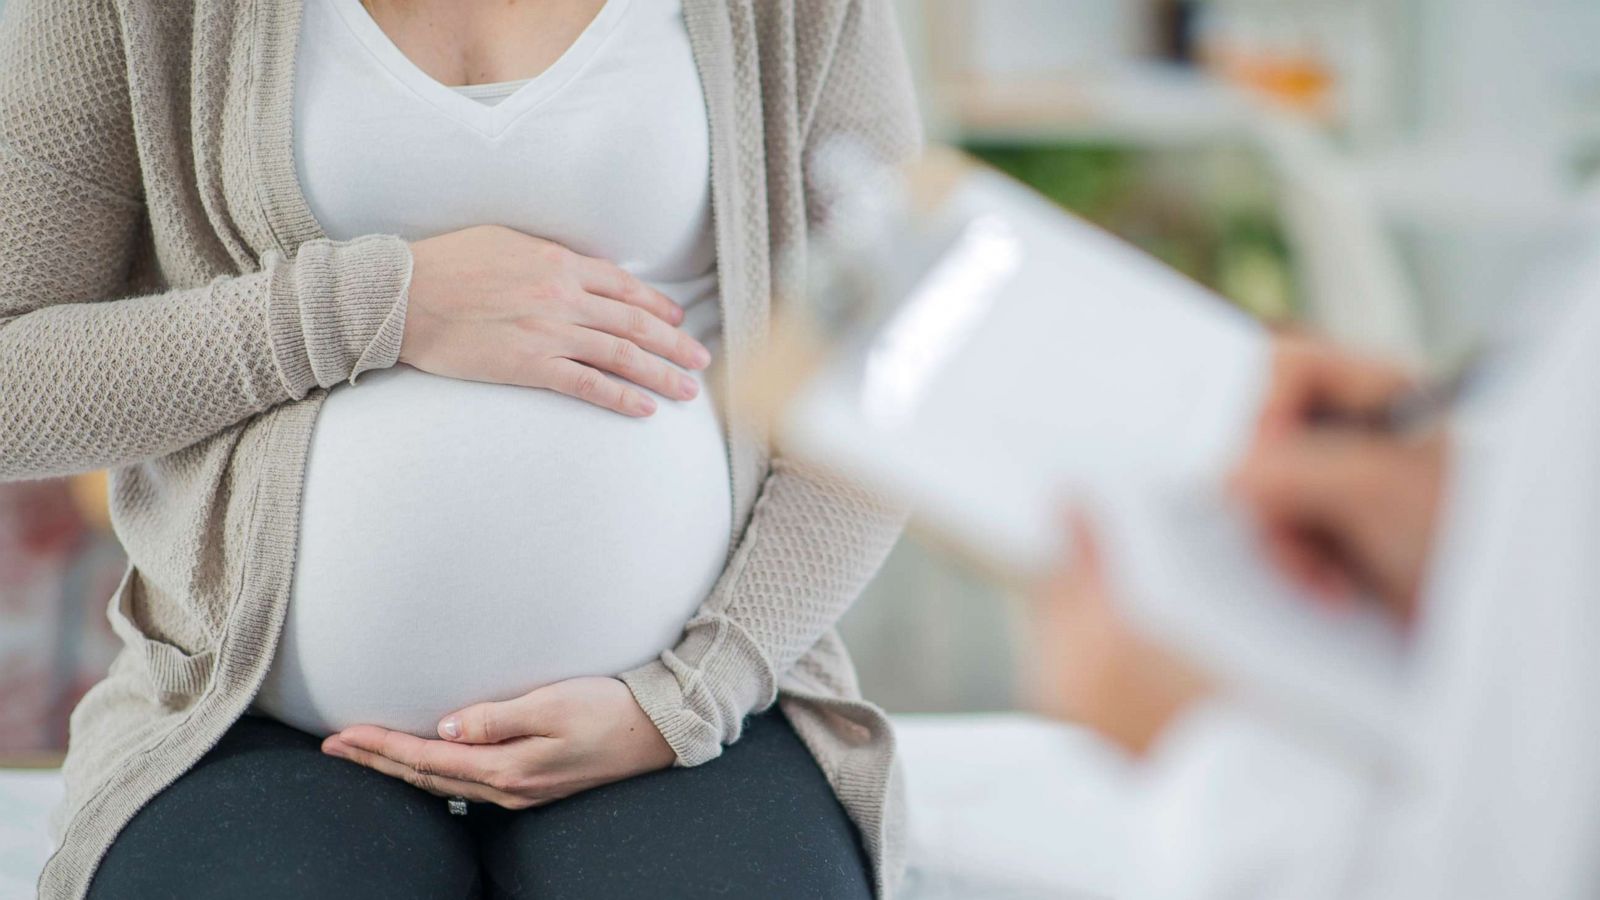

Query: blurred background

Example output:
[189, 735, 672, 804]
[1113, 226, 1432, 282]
[3, 0, 1599, 756]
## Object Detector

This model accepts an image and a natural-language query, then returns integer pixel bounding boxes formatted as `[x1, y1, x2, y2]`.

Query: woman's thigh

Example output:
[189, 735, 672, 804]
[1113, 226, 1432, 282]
[471, 709, 874, 900]
[88, 713, 483, 900]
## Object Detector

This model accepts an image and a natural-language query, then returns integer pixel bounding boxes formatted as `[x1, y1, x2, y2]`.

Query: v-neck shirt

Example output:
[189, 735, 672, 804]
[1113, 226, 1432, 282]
[329, 0, 631, 135]
[254, 0, 733, 739]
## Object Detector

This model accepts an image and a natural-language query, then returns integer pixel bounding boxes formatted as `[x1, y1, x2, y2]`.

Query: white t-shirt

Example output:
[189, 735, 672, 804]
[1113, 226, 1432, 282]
[252, 0, 733, 738]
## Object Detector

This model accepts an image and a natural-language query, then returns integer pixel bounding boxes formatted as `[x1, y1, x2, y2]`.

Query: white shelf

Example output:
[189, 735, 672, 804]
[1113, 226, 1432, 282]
[931, 66, 1427, 360]
[932, 66, 1253, 147]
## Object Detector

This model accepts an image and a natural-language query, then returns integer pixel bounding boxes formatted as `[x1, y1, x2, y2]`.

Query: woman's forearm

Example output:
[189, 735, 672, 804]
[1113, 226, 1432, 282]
[0, 234, 413, 482]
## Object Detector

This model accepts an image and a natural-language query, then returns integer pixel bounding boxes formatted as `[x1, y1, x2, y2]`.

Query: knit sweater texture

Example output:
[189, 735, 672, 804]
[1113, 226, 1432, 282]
[0, 0, 922, 896]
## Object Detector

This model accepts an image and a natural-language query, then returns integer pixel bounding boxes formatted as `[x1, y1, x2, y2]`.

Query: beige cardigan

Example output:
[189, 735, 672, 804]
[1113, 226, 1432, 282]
[0, 0, 921, 896]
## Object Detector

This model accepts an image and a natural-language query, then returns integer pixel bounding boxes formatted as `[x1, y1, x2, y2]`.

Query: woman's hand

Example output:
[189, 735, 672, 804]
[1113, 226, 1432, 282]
[322, 676, 676, 810]
[401, 225, 713, 417]
[1031, 514, 1214, 757]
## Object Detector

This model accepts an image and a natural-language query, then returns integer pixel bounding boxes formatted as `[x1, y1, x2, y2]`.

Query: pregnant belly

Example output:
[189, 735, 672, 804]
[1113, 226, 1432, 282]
[254, 365, 733, 738]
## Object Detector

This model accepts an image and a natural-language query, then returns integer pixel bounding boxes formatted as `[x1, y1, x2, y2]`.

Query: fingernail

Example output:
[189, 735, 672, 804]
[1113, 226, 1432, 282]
[323, 740, 348, 758]
[693, 346, 712, 368]
[440, 716, 461, 740]
[679, 376, 699, 399]
[635, 395, 657, 416]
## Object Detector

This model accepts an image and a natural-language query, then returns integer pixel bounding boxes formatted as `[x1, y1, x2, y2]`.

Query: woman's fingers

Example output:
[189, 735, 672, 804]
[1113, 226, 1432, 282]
[572, 255, 685, 326]
[577, 294, 711, 371]
[439, 696, 549, 745]
[332, 727, 496, 783]
[540, 358, 656, 417]
[403, 227, 697, 396]
[566, 328, 700, 402]
[323, 730, 535, 809]
[328, 740, 497, 801]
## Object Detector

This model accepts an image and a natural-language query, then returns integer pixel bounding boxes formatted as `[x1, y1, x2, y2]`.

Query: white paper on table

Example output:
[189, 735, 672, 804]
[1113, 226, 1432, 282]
[781, 167, 1406, 743]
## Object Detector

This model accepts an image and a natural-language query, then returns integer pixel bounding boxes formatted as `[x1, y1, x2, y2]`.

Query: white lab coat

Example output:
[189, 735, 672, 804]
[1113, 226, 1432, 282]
[1121, 232, 1600, 900]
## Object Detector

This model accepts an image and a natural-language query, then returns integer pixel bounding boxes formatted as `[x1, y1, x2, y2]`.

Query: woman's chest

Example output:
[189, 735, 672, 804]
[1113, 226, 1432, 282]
[293, 0, 713, 281]
[355, 0, 610, 88]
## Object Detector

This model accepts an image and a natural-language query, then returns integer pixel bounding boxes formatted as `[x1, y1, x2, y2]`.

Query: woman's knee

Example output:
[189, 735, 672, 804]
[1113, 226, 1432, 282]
[474, 710, 874, 899]
[88, 715, 482, 900]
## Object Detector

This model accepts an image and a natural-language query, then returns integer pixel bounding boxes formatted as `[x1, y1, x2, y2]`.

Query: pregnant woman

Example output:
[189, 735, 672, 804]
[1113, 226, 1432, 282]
[0, 0, 919, 897]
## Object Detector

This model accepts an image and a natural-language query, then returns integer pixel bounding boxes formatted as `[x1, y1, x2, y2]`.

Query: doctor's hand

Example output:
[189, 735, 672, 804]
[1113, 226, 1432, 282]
[401, 225, 713, 417]
[1232, 427, 1450, 622]
[1257, 335, 1414, 444]
[322, 676, 677, 810]
[1030, 514, 1214, 757]
[1248, 336, 1430, 604]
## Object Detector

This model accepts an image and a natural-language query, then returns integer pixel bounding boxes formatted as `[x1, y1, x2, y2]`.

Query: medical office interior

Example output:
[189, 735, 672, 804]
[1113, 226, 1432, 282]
[4, 0, 1600, 897]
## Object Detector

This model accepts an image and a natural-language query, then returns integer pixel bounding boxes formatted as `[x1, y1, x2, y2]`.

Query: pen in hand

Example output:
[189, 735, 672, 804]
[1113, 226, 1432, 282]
[1237, 342, 1478, 615]
[1307, 350, 1481, 437]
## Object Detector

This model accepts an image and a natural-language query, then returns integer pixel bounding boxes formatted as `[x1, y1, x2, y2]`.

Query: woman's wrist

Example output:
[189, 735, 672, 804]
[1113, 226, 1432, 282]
[266, 235, 415, 395]
[618, 659, 717, 767]
[397, 235, 446, 367]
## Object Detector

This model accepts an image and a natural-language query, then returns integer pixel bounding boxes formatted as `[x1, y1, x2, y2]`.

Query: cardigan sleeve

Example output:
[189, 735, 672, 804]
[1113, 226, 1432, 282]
[0, 0, 413, 482]
[619, 0, 923, 766]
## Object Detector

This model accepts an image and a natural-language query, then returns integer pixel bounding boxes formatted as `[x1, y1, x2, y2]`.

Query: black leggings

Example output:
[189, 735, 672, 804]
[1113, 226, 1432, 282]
[88, 709, 873, 899]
